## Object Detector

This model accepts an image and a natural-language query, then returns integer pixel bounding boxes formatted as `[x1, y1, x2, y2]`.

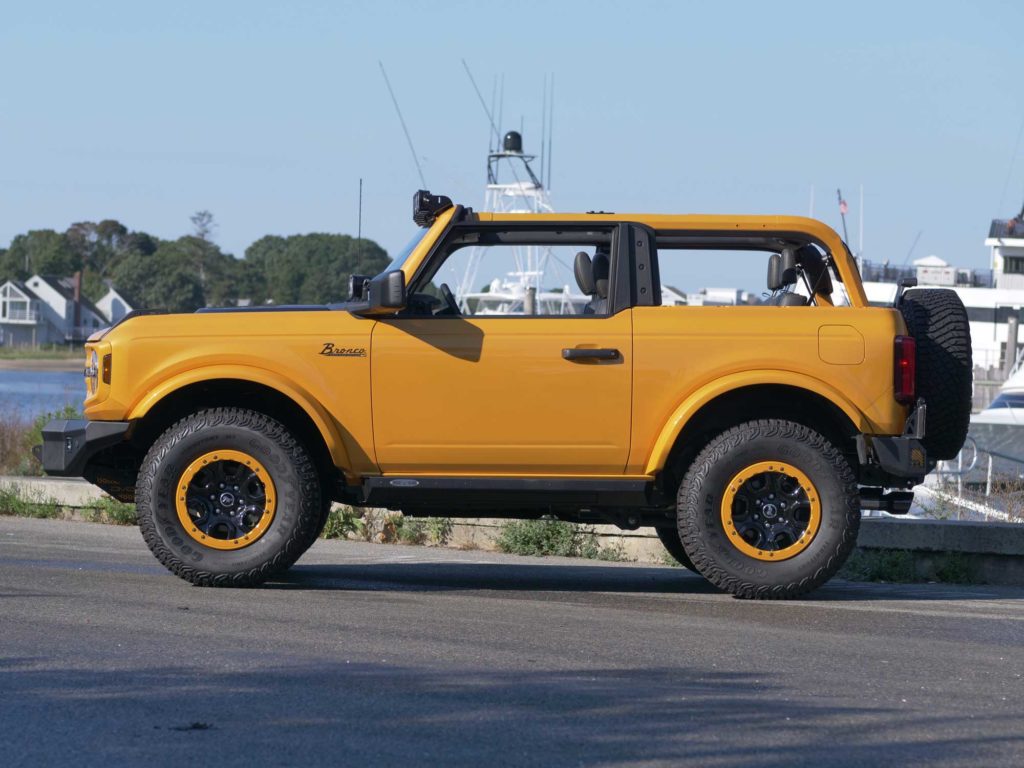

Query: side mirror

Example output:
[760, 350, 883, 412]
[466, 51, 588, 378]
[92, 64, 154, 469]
[349, 274, 371, 301]
[364, 270, 407, 314]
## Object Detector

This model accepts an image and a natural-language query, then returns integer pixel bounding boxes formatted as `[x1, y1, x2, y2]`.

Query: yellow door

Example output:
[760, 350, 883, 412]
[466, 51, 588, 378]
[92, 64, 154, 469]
[371, 313, 633, 475]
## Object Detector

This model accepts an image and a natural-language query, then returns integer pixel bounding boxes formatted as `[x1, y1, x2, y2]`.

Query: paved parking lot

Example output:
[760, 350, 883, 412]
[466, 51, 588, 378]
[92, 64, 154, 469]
[1, 516, 1023, 767]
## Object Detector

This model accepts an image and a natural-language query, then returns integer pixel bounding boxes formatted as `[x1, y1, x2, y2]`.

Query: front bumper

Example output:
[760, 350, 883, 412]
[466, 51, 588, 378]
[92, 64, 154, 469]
[36, 419, 131, 477]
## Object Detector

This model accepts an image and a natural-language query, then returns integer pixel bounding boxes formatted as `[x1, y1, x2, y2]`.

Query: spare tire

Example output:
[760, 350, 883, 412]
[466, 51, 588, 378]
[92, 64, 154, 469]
[898, 288, 972, 460]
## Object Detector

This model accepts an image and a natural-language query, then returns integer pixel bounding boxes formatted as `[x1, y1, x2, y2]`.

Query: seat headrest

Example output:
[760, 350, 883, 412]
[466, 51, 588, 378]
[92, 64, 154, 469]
[592, 248, 610, 299]
[574, 251, 595, 296]
[767, 249, 799, 291]
[795, 245, 833, 296]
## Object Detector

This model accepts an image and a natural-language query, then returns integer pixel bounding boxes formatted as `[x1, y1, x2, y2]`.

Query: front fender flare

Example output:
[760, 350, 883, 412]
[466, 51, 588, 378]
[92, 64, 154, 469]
[127, 364, 353, 472]
[643, 370, 870, 475]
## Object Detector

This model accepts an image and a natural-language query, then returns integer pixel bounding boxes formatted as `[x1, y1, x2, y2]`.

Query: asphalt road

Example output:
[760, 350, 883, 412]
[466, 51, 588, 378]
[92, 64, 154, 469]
[1, 517, 1023, 767]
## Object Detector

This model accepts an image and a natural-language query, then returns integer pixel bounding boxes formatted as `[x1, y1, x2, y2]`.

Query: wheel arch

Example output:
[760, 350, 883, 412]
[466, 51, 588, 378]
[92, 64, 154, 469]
[647, 377, 865, 487]
[127, 369, 351, 485]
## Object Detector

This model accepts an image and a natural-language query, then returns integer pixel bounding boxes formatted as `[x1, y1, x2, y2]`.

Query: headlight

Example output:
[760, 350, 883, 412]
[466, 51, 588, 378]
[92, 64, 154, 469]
[85, 350, 99, 395]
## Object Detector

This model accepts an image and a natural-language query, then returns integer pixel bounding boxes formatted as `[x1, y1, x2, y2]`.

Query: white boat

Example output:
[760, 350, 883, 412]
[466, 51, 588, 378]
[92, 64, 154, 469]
[452, 130, 589, 316]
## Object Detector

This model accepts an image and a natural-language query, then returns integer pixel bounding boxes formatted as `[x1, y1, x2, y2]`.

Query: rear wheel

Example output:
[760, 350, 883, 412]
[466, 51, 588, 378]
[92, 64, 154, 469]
[677, 419, 859, 599]
[136, 408, 322, 586]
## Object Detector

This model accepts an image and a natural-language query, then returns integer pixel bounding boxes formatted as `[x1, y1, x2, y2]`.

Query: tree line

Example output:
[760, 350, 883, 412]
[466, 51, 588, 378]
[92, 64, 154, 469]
[0, 213, 390, 312]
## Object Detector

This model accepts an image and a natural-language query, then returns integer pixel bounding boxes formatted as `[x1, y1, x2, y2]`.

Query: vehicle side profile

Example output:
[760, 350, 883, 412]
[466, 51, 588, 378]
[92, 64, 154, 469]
[40, 191, 973, 598]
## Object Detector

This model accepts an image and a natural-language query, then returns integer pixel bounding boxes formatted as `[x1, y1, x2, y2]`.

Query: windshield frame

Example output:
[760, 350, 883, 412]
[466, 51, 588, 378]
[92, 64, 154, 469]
[380, 228, 430, 277]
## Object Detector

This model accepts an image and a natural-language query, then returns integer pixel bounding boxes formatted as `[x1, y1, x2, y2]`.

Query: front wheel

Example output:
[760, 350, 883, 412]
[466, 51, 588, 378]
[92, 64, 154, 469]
[677, 419, 859, 599]
[136, 408, 322, 586]
[654, 526, 695, 571]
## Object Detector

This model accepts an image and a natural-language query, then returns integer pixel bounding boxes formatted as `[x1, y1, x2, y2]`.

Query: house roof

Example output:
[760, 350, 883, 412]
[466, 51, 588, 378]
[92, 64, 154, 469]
[100, 283, 138, 310]
[1, 279, 40, 301]
[32, 274, 105, 319]
[989, 219, 1024, 240]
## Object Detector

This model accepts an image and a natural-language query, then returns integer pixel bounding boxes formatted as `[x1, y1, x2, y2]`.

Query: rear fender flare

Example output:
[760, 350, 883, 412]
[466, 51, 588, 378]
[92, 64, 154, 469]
[643, 370, 869, 475]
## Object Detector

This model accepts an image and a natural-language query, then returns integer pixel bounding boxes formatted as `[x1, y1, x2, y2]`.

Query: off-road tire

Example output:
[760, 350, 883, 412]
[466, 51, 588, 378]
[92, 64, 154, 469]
[898, 288, 972, 460]
[136, 408, 322, 587]
[654, 526, 695, 570]
[678, 419, 859, 599]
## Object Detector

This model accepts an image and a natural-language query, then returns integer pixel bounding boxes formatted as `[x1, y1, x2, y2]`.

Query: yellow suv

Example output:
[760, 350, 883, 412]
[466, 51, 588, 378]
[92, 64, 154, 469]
[40, 191, 972, 598]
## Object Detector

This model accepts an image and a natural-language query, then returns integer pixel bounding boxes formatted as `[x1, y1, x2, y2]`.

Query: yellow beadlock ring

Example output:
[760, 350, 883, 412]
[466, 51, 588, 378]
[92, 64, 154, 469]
[720, 461, 821, 562]
[175, 449, 276, 551]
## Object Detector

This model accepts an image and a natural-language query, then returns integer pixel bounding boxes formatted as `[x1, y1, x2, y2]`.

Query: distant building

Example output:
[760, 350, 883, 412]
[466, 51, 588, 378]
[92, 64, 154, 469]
[0, 273, 111, 347]
[986, 215, 1024, 290]
[95, 285, 135, 324]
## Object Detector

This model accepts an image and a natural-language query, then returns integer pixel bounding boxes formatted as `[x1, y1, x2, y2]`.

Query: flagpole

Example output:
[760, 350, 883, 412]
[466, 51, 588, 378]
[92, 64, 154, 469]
[836, 188, 850, 244]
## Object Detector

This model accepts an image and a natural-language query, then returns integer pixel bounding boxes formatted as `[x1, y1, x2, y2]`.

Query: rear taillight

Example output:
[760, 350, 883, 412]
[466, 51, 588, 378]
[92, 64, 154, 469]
[894, 335, 916, 405]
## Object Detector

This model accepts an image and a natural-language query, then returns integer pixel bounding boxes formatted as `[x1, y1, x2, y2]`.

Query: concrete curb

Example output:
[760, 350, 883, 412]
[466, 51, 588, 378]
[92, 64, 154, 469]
[858, 517, 1024, 555]
[3, 475, 1022, 583]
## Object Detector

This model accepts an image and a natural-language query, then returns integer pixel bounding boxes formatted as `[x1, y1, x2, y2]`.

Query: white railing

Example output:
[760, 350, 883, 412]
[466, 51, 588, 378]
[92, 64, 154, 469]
[65, 325, 99, 341]
[2, 307, 39, 323]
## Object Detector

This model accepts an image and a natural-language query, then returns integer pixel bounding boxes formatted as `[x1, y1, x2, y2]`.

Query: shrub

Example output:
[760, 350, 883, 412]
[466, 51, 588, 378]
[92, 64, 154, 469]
[320, 505, 366, 540]
[426, 517, 454, 546]
[495, 518, 630, 561]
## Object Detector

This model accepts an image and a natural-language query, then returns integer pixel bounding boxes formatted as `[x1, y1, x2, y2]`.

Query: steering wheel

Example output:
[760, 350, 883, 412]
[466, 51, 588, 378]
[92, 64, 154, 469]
[438, 283, 461, 316]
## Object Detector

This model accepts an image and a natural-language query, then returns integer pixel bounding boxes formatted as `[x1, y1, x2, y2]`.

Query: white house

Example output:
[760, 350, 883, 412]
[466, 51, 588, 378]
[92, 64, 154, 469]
[0, 274, 109, 347]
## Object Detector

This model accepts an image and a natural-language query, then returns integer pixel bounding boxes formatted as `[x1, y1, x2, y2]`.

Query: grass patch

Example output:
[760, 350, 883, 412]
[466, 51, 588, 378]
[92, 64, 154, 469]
[81, 496, 137, 525]
[840, 548, 980, 584]
[495, 518, 631, 561]
[840, 549, 918, 583]
[0, 483, 63, 519]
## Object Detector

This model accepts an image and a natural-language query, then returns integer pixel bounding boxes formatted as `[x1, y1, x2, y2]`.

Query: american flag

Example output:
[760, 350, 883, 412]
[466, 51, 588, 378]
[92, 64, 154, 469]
[839, 198, 848, 215]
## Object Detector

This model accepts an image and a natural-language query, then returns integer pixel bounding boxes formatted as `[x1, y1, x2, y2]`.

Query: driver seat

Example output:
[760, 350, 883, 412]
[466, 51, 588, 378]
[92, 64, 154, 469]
[574, 248, 610, 314]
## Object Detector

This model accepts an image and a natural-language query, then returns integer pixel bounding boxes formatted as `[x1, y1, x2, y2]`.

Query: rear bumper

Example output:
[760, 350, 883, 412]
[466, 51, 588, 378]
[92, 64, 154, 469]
[36, 419, 131, 477]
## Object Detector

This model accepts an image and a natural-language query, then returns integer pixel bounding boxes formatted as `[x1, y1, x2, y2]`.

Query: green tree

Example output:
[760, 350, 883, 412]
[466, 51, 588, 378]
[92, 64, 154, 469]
[2, 230, 79, 280]
[111, 240, 204, 312]
[66, 220, 132, 300]
[243, 233, 388, 305]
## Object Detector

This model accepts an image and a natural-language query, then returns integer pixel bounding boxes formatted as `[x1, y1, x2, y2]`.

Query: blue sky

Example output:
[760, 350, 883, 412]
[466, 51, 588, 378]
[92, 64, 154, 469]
[2, 0, 1023, 293]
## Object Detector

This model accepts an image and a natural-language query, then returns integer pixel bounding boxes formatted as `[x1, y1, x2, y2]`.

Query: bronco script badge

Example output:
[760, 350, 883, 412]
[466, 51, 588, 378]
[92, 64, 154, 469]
[319, 343, 366, 357]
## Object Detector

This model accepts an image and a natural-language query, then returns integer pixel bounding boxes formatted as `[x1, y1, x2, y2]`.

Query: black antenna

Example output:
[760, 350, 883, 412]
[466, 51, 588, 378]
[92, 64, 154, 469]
[489, 75, 498, 152]
[546, 75, 554, 189]
[461, 59, 501, 145]
[902, 230, 924, 266]
[540, 75, 547, 185]
[498, 74, 505, 139]
[379, 61, 427, 188]
[357, 178, 363, 243]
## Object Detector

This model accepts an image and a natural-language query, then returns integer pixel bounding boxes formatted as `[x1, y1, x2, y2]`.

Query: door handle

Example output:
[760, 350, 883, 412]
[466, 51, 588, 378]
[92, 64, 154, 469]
[562, 347, 620, 361]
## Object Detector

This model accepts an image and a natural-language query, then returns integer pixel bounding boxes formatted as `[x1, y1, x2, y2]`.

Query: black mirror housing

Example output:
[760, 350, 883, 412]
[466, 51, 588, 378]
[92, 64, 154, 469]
[366, 270, 407, 311]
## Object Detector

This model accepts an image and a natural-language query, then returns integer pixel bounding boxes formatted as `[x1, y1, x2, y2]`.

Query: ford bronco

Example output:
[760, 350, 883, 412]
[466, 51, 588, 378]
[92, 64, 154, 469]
[40, 191, 973, 598]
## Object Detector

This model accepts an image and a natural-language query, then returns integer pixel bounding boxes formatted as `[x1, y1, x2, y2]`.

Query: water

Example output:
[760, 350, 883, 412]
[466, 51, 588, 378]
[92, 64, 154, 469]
[0, 370, 87, 421]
